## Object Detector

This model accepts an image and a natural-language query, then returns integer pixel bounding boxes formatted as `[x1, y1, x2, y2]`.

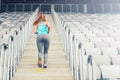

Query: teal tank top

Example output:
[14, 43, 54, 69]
[37, 21, 48, 35]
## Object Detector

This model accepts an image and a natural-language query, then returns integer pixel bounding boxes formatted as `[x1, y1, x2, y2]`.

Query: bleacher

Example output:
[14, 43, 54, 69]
[0, 1, 120, 80]
[52, 8, 120, 80]
[0, 9, 38, 80]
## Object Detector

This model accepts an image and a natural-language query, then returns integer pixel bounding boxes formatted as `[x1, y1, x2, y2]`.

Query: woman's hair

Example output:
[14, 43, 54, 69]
[34, 12, 46, 25]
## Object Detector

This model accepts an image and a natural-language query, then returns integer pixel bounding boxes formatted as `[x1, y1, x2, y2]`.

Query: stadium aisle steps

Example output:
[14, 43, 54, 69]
[13, 14, 73, 80]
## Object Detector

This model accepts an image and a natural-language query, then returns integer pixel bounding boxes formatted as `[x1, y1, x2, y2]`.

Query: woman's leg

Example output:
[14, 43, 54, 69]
[37, 35, 43, 67]
[43, 34, 50, 67]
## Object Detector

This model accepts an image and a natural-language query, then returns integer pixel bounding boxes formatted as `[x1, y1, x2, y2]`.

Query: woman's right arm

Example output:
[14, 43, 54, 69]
[34, 24, 38, 34]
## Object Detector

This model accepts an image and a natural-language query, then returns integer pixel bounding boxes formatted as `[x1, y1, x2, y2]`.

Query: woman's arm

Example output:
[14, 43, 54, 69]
[46, 22, 51, 34]
[34, 24, 38, 34]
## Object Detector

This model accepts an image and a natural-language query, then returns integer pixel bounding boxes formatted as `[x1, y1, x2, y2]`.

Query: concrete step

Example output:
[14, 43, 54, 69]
[16, 68, 71, 73]
[14, 75, 73, 80]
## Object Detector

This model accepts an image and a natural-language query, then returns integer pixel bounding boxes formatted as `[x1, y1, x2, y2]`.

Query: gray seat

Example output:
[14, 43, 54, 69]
[102, 37, 116, 43]
[87, 55, 112, 80]
[111, 55, 120, 65]
[94, 42, 111, 48]
[84, 48, 102, 55]
[81, 42, 95, 49]
[101, 48, 118, 56]
[90, 37, 103, 42]
[99, 65, 120, 79]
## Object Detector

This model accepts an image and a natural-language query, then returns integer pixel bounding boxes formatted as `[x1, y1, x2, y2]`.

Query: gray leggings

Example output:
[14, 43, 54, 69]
[37, 34, 50, 63]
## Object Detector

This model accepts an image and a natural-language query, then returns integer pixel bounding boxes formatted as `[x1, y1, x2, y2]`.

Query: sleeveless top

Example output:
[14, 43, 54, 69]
[37, 21, 48, 35]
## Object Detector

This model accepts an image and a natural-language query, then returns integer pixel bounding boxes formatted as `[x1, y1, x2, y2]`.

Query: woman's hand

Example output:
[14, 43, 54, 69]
[34, 31, 37, 34]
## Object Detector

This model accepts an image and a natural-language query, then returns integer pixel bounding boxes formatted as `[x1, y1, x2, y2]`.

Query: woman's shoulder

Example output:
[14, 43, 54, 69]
[44, 21, 49, 25]
[34, 21, 40, 26]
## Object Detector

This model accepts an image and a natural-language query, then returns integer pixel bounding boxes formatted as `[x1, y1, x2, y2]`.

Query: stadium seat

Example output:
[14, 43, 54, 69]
[101, 48, 118, 56]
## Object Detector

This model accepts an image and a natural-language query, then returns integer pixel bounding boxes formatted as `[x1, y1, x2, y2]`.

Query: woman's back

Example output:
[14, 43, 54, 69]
[37, 21, 48, 35]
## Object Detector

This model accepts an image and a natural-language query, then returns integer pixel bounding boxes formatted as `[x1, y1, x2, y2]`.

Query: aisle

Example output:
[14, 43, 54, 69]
[13, 14, 73, 80]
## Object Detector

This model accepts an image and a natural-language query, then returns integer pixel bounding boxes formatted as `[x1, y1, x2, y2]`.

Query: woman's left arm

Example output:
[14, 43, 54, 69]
[46, 22, 51, 34]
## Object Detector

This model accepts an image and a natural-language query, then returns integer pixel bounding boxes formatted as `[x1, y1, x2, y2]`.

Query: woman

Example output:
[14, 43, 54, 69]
[34, 13, 50, 68]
